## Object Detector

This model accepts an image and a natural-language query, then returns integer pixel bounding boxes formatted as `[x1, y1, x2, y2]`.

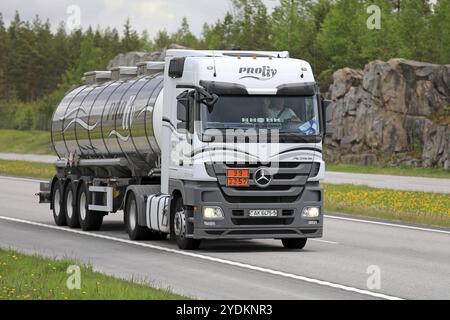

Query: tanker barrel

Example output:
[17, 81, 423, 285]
[83, 71, 111, 85]
[110, 66, 138, 80]
[52, 68, 164, 177]
[137, 61, 165, 76]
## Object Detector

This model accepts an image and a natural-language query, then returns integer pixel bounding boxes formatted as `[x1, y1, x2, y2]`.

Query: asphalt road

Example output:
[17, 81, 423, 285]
[2, 152, 450, 193]
[0, 175, 449, 300]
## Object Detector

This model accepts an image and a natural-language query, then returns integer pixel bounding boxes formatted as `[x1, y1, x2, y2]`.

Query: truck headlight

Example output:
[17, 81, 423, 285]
[302, 207, 320, 218]
[203, 207, 224, 220]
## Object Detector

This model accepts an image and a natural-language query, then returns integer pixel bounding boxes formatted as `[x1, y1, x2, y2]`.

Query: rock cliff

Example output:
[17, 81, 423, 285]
[326, 59, 450, 168]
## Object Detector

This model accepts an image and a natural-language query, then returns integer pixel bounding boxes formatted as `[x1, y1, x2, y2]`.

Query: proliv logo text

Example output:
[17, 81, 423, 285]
[239, 66, 277, 80]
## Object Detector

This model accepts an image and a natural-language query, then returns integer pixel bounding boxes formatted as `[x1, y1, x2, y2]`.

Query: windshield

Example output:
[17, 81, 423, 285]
[200, 95, 320, 136]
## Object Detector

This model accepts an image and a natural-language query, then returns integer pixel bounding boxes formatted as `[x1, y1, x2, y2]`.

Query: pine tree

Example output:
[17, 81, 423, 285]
[359, 0, 397, 62]
[0, 13, 9, 100]
[63, 36, 103, 86]
[393, 0, 432, 61]
[121, 18, 141, 52]
[271, 0, 317, 60]
[173, 17, 198, 48]
[317, 0, 367, 69]
[154, 29, 172, 49]
[427, 0, 450, 64]
[201, 13, 235, 49]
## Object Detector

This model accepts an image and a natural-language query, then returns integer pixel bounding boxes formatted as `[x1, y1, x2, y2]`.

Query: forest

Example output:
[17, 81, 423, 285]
[0, 0, 449, 130]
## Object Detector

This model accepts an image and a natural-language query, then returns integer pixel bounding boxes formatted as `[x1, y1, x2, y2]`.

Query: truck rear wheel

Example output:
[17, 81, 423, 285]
[63, 182, 80, 228]
[77, 182, 103, 231]
[281, 238, 307, 249]
[171, 197, 200, 250]
[52, 180, 66, 226]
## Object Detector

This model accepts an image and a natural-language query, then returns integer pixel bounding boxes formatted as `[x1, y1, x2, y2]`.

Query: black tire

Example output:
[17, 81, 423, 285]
[171, 197, 200, 250]
[281, 238, 307, 249]
[124, 192, 155, 240]
[63, 182, 79, 228]
[51, 179, 66, 226]
[77, 182, 103, 231]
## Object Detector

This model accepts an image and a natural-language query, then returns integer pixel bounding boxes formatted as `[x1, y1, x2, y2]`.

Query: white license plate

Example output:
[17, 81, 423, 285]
[249, 209, 278, 217]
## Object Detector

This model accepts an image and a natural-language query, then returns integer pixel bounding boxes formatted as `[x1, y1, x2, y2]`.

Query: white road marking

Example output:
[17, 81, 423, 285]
[325, 214, 450, 235]
[310, 238, 339, 244]
[0, 215, 403, 300]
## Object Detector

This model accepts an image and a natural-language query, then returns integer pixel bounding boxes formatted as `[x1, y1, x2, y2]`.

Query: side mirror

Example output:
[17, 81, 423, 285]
[196, 86, 218, 107]
[322, 98, 334, 135]
[204, 93, 219, 107]
[176, 90, 189, 130]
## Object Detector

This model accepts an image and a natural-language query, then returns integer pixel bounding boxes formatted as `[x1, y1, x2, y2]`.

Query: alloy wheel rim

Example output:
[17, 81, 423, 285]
[174, 209, 186, 238]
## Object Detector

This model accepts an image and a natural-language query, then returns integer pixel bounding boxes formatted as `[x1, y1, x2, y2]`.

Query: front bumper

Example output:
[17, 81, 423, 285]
[179, 181, 323, 240]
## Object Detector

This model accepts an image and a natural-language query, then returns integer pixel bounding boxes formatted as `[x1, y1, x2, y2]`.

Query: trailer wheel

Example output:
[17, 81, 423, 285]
[52, 180, 66, 226]
[77, 182, 103, 231]
[171, 197, 200, 250]
[281, 238, 307, 249]
[63, 182, 79, 228]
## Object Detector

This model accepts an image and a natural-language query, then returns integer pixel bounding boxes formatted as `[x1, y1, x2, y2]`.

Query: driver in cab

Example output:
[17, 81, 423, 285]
[263, 97, 300, 122]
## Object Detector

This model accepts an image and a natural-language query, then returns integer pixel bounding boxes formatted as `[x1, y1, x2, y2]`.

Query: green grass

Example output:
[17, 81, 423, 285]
[324, 184, 450, 228]
[327, 163, 450, 179]
[0, 129, 52, 155]
[0, 160, 54, 180]
[0, 249, 187, 300]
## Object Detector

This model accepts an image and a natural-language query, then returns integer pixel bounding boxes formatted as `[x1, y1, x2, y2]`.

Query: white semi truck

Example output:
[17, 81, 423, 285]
[39, 49, 331, 250]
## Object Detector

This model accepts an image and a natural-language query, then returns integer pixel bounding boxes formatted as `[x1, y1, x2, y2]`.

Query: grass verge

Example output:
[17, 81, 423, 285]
[327, 163, 450, 179]
[0, 129, 52, 155]
[0, 160, 54, 180]
[323, 184, 450, 228]
[0, 249, 187, 300]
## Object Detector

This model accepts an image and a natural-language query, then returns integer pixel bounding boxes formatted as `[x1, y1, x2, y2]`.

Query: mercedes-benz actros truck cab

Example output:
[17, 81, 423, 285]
[39, 49, 331, 250]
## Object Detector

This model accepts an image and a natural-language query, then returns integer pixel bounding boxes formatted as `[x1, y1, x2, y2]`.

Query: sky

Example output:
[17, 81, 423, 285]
[1, 0, 279, 37]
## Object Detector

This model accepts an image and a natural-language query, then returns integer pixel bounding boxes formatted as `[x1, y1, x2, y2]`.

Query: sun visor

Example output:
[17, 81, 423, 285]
[200, 80, 248, 95]
[276, 82, 317, 95]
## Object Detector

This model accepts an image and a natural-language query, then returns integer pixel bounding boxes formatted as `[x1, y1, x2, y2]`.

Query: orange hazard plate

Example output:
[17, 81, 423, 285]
[227, 177, 249, 186]
[226, 169, 249, 186]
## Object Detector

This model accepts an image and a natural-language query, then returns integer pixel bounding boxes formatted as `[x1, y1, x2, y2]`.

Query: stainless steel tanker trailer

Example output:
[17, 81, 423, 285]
[39, 49, 331, 250]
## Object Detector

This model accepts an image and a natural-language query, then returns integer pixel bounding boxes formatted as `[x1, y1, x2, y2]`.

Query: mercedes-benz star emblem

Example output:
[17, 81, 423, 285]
[254, 167, 272, 187]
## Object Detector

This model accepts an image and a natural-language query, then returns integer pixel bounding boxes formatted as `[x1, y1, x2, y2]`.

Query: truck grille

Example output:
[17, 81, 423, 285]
[205, 162, 319, 203]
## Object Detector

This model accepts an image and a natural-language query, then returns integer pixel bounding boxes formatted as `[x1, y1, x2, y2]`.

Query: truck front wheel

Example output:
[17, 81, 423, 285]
[171, 197, 200, 250]
[281, 238, 307, 249]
